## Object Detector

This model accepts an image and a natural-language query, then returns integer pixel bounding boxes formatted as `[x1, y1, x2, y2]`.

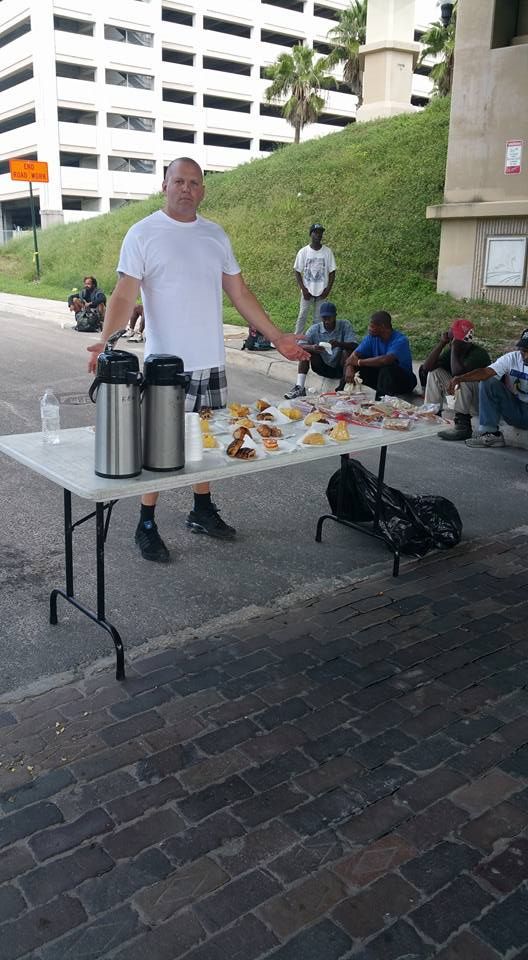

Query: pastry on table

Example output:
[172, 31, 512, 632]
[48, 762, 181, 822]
[226, 436, 256, 459]
[304, 411, 329, 426]
[255, 399, 271, 412]
[263, 437, 279, 451]
[200, 419, 212, 434]
[231, 416, 255, 429]
[280, 406, 303, 421]
[256, 411, 274, 421]
[257, 424, 282, 438]
[199, 407, 213, 420]
[302, 432, 325, 445]
[228, 402, 250, 418]
[202, 434, 219, 449]
[233, 426, 252, 440]
[329, 421, 350, 442]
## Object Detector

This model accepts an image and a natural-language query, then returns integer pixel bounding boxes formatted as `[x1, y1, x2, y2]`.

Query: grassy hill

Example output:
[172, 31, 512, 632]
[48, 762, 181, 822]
[1, 97, 525, 355]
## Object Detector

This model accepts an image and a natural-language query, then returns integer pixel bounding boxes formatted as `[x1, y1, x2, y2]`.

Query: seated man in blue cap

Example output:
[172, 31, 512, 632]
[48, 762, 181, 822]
[285, 301, 358, 399]
[343, 310, 417, 399]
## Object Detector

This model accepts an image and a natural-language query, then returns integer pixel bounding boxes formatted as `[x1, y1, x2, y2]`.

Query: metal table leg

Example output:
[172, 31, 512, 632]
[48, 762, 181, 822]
[50, 490, 125, 679]
[316, 447, 400, 576]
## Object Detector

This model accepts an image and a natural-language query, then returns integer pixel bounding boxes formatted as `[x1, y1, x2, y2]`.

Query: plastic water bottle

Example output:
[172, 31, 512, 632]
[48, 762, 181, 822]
[40, 388, 60, 444]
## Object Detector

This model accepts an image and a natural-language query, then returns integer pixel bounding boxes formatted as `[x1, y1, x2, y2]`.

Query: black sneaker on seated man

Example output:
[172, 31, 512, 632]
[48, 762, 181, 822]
[186, 502, 236, 540]
[284, 384, 307, 400]
[135, 519, 170, 563]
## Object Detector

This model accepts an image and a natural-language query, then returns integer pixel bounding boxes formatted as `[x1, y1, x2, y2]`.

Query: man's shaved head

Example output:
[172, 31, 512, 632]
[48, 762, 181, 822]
[164, 157, 203, 182]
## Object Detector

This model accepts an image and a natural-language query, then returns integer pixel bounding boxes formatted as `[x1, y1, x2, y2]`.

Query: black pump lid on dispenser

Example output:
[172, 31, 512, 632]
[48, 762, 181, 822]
[96, 350, 140, 384]
[144, 354, 185, 385]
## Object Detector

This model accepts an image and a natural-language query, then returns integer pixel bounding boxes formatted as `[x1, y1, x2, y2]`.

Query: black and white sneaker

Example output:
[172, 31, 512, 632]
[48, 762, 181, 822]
[284, 385, 306, 400]
[134, 520, 170, 562]
[186, 503, 236, 540]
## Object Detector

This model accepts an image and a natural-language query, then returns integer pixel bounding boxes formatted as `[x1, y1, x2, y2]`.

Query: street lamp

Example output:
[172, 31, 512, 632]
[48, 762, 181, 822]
[440, 3, 454, 28]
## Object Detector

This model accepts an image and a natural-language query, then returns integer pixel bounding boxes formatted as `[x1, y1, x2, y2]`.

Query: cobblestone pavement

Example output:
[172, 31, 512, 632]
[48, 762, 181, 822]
[1, 531, 528, 959]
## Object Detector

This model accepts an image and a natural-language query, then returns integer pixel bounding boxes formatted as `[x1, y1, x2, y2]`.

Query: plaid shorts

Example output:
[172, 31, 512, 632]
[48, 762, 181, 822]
[185, 365, 228, 412]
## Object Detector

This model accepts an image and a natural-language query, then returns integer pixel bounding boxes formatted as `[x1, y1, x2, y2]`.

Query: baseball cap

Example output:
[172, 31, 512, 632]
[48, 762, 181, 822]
[309, 223, 325, 234]
[319, 301, 337, 317]
[516, 328, 528, 350]
[450, 318, 475, 342]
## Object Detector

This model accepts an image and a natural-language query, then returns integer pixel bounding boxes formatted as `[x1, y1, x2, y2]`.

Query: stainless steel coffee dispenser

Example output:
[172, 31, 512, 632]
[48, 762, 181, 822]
[142, 354, 188, 472]
[88, 331, 143, 478]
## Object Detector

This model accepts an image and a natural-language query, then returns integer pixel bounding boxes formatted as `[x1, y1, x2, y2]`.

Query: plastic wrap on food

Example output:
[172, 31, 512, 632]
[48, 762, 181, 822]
[381, 417, 413, 431]
[379, 396, 414, 411]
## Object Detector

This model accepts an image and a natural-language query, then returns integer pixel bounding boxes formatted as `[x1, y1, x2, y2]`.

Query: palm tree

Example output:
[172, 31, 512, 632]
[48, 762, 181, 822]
[418, 2, 457, 97]
[324, 0, 367, 105]
[264, 45, 335, 144]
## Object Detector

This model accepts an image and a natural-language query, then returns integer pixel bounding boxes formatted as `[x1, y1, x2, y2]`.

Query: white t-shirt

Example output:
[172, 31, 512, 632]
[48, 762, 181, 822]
[117, 210, 240, 371]
[293, 244, 336, 297]
[490, 350, 528, 403]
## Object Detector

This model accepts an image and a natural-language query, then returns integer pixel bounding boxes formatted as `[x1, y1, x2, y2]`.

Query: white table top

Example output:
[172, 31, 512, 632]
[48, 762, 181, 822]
[0, 422, 440, 502]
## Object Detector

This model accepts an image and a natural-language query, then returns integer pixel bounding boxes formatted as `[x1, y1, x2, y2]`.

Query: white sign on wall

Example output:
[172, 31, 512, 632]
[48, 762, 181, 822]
[484, 236, 527, 287]
[505, 139, 523, 175]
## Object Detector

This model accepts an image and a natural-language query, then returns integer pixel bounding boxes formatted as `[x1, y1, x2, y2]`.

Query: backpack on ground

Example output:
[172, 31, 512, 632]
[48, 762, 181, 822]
[242, 325, 274, 351]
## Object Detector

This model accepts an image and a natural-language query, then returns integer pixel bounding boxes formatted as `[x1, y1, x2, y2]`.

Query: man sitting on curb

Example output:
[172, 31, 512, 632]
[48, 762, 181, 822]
[449, 329, 528, 448]
[284, 301, 358, 399]
[343, 311, 417, 399]
[419, 318, 490, 441]
[67, 276, 106, 319]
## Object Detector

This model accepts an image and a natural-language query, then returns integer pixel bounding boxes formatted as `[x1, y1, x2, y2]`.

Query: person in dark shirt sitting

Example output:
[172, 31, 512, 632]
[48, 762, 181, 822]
[343, 311, 417, 399]
[67, 276, 106, 319]
[419, 318, 490, 440]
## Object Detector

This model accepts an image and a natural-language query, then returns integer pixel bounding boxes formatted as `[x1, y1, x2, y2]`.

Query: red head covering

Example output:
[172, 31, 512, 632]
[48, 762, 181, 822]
[450, 318, 475, 342]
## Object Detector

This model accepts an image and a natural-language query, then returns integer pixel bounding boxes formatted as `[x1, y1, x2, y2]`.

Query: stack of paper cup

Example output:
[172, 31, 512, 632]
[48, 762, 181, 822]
[185, 412, 203, 461]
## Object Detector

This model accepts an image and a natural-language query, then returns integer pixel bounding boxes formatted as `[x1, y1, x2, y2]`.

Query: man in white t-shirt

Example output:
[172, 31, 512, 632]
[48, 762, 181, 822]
[87, 157, 308, 563]
[449, 329, 528, 448]
[294, 224, 336, 334]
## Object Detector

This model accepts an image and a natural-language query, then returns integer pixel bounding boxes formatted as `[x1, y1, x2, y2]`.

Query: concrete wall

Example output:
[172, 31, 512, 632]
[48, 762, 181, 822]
[427, 0, 528, 306]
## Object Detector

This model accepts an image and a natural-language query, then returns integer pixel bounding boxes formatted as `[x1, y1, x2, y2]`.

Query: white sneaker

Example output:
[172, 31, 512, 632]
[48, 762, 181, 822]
[129, 333, 144, 343]
[465, 431, 505, 448]
[122, 328, 133, 339]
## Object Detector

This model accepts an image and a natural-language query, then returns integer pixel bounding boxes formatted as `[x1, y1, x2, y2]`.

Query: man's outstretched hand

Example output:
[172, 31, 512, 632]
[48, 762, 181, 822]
[273, 333, 310, 362]
[87, 341, 104, 375]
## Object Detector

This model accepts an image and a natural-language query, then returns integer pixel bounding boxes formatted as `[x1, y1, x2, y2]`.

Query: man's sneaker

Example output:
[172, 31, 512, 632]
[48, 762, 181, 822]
[129, 332, 144, 342]
[465, 431, 505, 448]
[284, 384, 306, 400]
[134, 520, 170, 562]
[186, 503, 236, 540]
[122, 327, 133, 339]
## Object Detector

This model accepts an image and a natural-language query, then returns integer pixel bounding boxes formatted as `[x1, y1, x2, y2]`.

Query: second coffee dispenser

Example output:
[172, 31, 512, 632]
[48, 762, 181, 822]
[142, 354, 189, 472]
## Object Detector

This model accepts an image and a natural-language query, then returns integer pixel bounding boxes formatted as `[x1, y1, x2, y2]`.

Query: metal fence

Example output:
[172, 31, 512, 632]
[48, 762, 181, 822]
[0, 227, 31, 246]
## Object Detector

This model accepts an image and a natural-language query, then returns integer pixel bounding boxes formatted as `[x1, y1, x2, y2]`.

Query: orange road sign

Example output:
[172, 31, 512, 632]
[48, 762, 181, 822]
[9, 159, 49, 183]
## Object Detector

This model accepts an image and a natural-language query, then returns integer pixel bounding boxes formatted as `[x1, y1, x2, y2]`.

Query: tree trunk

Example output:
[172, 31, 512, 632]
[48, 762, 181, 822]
[294, 123, 301, 144]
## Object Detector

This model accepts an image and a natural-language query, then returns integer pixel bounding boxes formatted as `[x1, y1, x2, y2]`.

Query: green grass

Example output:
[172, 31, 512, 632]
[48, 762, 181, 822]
[1, 97, 526, 356]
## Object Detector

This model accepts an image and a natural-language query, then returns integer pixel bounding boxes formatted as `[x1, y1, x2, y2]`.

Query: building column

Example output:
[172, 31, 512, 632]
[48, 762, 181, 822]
[30, 0, 64, 227]
[356, 0, 420, 123]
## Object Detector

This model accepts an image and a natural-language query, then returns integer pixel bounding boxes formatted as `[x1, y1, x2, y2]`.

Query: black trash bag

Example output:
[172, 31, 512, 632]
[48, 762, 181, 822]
[326, 458, 462, 557]
[75, 306, 102, 333]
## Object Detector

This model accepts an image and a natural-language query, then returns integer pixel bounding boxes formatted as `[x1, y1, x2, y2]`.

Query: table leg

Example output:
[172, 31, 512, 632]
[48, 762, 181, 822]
[49, 492, 125, 680]
[315, 447, 401, 576]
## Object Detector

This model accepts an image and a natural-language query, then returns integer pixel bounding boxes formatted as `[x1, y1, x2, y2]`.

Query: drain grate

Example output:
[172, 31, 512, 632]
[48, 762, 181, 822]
[58, 393, 92, 405]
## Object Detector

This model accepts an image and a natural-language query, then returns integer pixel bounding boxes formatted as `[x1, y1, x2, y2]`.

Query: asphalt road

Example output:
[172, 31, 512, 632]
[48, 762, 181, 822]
[1, 311, 526, 697]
